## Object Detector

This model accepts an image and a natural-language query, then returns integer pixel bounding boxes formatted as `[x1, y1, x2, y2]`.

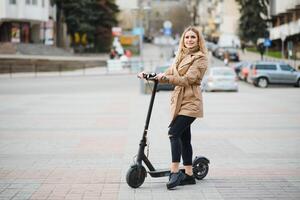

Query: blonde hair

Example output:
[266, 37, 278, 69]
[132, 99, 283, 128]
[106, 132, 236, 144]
[175, 26, 207, 65]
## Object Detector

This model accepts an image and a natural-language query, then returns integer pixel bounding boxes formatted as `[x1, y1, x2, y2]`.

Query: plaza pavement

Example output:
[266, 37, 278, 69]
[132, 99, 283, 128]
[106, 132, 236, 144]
[0, 44, 300, 200]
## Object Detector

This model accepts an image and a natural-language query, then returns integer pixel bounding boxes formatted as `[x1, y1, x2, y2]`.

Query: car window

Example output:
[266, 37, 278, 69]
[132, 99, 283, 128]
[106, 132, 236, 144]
[255, 64, 277, 70]
[246, 63, 253, 68]
[280, 64, 294, 71]
[226, 48, 237, 53]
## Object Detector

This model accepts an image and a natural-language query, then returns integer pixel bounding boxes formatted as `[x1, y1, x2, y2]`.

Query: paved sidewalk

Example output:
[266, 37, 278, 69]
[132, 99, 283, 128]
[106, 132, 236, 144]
[0, 72, 300, 200]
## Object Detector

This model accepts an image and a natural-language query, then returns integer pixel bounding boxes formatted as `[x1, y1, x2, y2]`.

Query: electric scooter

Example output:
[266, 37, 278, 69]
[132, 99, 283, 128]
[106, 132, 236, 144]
[126, 73, 210, 188]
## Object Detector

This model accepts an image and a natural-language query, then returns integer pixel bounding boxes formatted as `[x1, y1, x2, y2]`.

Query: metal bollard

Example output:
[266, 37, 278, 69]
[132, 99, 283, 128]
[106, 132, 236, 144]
[59, 64, 62, 76]
[83, 65, 86, 75]
[9, 64, 12, 79]
[34, 64, 37, 78]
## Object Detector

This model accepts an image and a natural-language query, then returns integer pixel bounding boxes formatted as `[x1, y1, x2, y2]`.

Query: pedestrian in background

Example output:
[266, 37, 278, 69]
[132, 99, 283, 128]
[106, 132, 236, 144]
[109, 47, 118, 59]
[241, 41, 246, 54]
[223, 50, 230, 66]
[138, 26, 208, 189]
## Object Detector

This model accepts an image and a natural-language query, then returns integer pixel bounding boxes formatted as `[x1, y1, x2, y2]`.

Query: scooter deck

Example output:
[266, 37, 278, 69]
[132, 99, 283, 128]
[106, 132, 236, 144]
[148, 168, 185, 178]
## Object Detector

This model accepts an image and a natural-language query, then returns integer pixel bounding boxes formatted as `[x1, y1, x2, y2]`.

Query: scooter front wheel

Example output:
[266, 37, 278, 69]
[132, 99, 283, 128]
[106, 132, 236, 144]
[126, 164, 147, 188]
[193, 157, 209, 180]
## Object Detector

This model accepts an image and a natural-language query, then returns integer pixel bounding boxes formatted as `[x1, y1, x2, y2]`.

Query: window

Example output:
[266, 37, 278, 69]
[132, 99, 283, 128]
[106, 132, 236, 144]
[255, 64, 277, 70]
[26, 0, 38, 5]
[280, 65, 294, 71]
[9, 0, 16, 4]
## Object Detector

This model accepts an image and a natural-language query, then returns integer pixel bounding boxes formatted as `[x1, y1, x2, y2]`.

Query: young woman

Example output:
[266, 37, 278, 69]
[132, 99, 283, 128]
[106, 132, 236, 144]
[139, 26, 208, 189]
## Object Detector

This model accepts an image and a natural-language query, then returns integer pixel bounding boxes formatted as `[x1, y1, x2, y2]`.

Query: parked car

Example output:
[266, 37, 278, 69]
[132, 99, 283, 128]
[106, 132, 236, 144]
[223, 47, 240, 61]
[218, 33, 241, 48]
[213, 47, 239, 62]
[213, 47, 225, 59]
[154, 65, 175, 91]
[206, 41, 218, 52]
[247, 61, 300, 88]
[201, 66, 238, 92]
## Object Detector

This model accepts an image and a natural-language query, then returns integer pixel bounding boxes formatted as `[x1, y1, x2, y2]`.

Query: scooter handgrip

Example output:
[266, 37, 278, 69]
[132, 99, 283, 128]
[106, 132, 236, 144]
[143, 73, 157, 80]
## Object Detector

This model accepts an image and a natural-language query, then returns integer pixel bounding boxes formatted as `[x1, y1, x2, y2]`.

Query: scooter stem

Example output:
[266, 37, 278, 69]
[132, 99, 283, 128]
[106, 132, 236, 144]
[136, 80, 158, 166]
[142, 80, 158, 140]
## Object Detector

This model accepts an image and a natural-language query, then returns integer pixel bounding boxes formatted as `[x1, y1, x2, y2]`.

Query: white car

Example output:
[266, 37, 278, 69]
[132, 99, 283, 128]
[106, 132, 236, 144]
[218, 33, 241, 48]
[202, 67, 238, 92]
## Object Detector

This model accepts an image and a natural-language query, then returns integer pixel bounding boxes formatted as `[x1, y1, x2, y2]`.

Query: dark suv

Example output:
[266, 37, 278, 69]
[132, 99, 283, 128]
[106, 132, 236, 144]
[248, 61, 300, 88]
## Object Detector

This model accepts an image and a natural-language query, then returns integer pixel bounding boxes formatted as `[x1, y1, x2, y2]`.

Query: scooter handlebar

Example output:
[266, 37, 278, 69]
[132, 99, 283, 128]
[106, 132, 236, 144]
[143, 73, 157, 81]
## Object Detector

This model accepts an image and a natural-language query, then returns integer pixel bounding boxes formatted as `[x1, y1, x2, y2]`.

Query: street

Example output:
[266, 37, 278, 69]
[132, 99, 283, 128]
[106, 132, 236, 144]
[0, 61, 300, 199]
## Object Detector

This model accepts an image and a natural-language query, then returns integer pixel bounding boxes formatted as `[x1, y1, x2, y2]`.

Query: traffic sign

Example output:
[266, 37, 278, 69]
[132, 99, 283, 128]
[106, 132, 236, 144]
[263, 39, 271, 47]
[132, 27, 144, 36]
[163, 21, 172, 29]
[112, 27, 122, 36]
[164, 28, 172, 36]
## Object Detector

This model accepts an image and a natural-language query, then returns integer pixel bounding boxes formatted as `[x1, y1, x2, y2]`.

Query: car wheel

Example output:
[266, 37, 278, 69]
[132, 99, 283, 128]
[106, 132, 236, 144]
[257, 77, 268, 88]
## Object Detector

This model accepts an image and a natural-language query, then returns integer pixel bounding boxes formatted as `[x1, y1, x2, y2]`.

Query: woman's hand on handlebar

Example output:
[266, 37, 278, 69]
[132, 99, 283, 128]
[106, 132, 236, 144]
[137, 72, 158, 80]
[155, 73, 165, 81]
[137, 71, 145, 79]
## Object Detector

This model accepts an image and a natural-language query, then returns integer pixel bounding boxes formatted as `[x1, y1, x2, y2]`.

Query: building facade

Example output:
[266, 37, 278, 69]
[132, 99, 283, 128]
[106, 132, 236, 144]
[0, 0, 55, 44]
[116, 0, 240, 42]
[269, 0, 300, 57]
[115, 0, 139, 30]
[197, 0, 240, 42]
[116, 0, 187, 34]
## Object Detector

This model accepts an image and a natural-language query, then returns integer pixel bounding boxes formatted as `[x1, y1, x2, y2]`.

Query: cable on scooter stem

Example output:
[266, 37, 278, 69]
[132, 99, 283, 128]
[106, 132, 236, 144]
[146, 142, 150, 158]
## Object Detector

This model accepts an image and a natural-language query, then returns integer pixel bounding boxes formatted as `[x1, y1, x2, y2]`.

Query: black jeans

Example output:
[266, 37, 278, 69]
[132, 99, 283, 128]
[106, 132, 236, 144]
[168, 115, 196, 165]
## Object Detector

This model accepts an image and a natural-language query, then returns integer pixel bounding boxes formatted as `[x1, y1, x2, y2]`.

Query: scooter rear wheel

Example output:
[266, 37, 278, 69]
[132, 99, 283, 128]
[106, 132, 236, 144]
[126, 164, 147, 188]
[193, 158, 209, 180]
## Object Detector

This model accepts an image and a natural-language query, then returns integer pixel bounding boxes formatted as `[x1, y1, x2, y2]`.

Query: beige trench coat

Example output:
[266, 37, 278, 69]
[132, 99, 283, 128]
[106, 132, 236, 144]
[161, 51, 208, 121]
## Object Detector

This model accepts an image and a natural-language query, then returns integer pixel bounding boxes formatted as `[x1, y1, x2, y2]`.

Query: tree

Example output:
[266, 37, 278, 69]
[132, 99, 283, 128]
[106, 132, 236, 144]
[95, 0, 119, 52]
[235, 0, 269, 44]
[51, 0, 119, 52]
[168, 4, 191, 35]
[50, 0, 64, 47]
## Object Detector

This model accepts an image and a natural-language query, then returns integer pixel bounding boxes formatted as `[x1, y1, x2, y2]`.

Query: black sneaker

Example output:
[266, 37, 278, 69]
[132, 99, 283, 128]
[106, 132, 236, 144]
[166, 171, 184, 189]
[179, 174, 196, 185]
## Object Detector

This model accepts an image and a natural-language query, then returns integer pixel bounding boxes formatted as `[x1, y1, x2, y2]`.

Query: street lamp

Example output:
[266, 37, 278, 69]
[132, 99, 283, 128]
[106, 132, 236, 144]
[133, 4, 151, 62]
[280, 32, 287, 59]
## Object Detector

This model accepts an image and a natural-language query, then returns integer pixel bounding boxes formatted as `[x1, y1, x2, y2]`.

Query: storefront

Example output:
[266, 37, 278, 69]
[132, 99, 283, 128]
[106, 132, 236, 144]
[0, 21, 30, 43]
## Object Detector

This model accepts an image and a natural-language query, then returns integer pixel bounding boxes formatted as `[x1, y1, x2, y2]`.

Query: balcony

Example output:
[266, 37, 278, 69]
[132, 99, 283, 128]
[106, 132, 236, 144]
[269, 18, 300, 40]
